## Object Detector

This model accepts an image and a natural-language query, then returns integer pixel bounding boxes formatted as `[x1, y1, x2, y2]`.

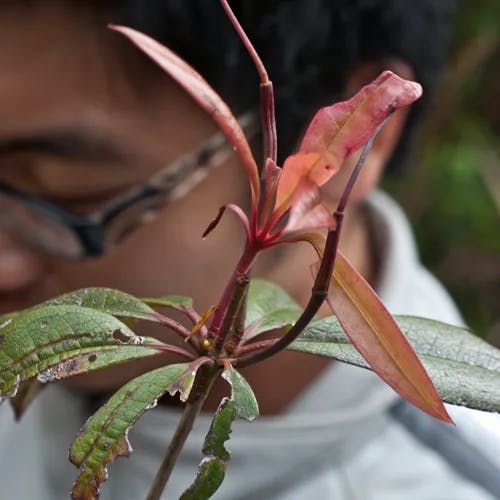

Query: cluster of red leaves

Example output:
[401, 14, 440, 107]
[112, 23, 452, 424]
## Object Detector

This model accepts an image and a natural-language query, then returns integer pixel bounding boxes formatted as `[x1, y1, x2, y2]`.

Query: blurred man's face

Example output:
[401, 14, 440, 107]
[0, 2, 412, 401]
[0, 2, 252, 316]
[0, 2, 407, 315]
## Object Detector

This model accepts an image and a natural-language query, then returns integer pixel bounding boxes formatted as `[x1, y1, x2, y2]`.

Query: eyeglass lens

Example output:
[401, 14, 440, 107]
[0, 191, 84, 257]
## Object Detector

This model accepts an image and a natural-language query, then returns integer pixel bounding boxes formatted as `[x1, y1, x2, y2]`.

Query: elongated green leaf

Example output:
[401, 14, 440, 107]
[180, 399, 237, 500]
[245, 279, 301, 339]
[70, 363, 188, 500]
[0, 305, 161, 396]
[290, 315, 500, 413]
[182, 370, 258, 499]
[43, 287, 159, 323]
[202, 399, 236, 462]
[328, 252, 452, 423]
[222, 367, 259, 421]
[180, 458, 226, 500]
[111, 25, 260, 213]
[142, 295, 193, 310]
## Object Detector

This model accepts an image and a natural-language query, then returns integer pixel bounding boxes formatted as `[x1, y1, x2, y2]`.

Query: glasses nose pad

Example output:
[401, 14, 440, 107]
[0, 231, 44, 292]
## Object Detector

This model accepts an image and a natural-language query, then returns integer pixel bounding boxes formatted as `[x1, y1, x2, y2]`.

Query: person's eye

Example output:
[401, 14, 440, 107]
[1, 156, 147, 213]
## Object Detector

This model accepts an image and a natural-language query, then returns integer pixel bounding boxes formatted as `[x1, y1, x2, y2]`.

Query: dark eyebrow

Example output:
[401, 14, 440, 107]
[0, 128, 128, 163]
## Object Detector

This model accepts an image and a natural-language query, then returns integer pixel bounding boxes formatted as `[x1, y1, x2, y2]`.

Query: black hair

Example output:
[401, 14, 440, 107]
[119, 0, 456, 171]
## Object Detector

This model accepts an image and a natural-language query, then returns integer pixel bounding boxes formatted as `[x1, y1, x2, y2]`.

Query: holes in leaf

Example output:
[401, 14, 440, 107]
[112, 329, 130, 343]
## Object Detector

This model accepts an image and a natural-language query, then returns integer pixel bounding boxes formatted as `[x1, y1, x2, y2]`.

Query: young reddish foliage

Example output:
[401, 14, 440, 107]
[109, 25, 261, 215]
[330, 252, 453, 423]
[112, 5, 451, 427]
[272, 71, 423, 218]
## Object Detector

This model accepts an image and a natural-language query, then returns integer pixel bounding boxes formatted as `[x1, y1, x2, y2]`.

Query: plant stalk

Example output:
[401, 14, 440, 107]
[260, 82, 278, 163]
[219, 0, 269, 83]
[208, 243, 259, 341]
[212, 274, 250, 354]
[145, 365, 220, 500]
[235, 119, 389, 368]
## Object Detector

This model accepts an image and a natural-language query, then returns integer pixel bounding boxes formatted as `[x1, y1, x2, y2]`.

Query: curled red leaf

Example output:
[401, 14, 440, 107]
[110, 25, 260, 214]
[274, 71, 422, 214]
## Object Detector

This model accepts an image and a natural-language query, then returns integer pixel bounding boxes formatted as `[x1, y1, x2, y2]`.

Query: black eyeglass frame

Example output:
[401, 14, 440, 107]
[0, 113, 257, 258]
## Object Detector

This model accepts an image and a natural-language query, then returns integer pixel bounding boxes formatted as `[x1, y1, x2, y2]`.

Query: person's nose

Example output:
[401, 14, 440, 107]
[0, 231, 44, 292]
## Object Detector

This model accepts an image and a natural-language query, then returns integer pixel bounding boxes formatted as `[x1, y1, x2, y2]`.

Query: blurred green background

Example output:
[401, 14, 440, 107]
[384, 0, 500, 344]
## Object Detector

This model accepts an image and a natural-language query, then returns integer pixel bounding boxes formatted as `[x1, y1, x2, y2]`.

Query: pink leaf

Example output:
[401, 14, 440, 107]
[258, 158, 282, 229]
[283, 180, 334, 234]
[274, 71, 422, 213]
[328, 250, 452, 424]
[272, 152, 322, 220]
[110, 25, 260, 213]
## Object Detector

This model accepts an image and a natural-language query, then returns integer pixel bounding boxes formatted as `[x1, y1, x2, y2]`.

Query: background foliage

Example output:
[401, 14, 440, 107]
[385, 0, 500, 342]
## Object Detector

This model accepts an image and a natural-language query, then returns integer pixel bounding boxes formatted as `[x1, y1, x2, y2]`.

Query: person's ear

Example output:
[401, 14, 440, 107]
[323, 59, 415, 206]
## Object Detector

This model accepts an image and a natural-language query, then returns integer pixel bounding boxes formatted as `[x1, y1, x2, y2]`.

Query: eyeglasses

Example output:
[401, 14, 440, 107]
[0, 113, 257, 259]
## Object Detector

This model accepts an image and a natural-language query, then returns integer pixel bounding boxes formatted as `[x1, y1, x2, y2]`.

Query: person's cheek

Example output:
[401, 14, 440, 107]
[0, 232, 44, 292]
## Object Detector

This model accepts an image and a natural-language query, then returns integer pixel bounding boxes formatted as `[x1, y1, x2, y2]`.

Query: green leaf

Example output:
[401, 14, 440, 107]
[290, 315, 500, 413]
[180, 399, 236, 500]
[222, 367, 259, 421]
[202, 399, 236, 462]
[43, 287, 159, 323]
[169, 357, 213, 402]
[0, 312, 18, 326]
[142, 295, 193, 310]
[245, 279, 301, 339]
[0, 305, 161, 396]
[70, 363, 188, 500]
[182, 371, 257, 499]
[180, 458, 226, 500]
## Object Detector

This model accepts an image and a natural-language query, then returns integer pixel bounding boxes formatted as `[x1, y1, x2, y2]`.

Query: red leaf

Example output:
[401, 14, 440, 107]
[274, 71, 422, 213]
[283, 180, 334, 234]
[258, 158, 282, 228]
[272, 152, 321, 220]
[110, 25, 260, 213]
[328, 251, 453, 423]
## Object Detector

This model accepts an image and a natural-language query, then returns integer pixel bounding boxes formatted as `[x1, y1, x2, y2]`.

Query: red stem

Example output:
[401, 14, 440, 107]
[236, 338, 278, 355]
[146, 343, 197, 361]
[235, 215, 343, 368]
[155, 314, 192, 339]
[208, 242, 260, 342]
[260, 82, 278, 163]
[219, 0, 269, 84]
[235, 118, 388, 368]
